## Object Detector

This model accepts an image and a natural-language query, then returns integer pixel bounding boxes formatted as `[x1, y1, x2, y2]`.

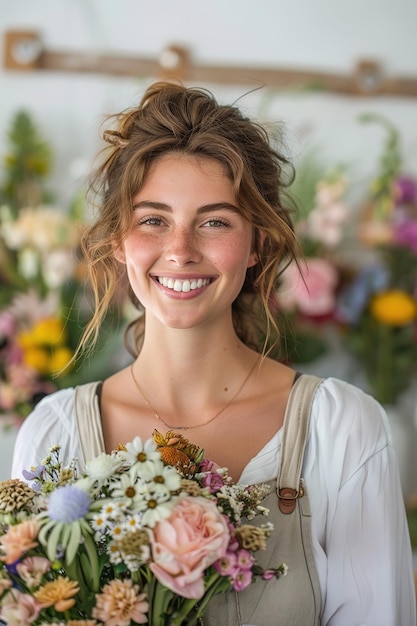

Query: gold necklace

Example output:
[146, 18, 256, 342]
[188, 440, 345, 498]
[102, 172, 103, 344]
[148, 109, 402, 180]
[130, 358, 259, 431]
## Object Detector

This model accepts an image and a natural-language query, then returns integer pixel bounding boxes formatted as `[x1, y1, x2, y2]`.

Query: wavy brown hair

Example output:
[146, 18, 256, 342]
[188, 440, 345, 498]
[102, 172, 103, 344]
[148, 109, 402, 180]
[79, 81, 299, 360]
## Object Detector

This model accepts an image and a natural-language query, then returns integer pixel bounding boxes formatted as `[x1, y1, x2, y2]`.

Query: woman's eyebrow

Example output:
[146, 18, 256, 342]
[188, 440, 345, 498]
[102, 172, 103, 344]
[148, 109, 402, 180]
[132, 200, 240, 213]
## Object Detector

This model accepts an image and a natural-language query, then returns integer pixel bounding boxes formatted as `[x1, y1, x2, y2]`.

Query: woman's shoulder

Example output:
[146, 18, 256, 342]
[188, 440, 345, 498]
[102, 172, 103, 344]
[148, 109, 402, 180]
[12, 383, 101, 480]
[308, 376, 391, 471]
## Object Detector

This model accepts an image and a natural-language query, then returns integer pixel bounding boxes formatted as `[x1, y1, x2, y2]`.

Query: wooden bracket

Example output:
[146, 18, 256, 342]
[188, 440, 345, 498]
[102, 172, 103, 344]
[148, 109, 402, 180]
[4, 30, 417, 98]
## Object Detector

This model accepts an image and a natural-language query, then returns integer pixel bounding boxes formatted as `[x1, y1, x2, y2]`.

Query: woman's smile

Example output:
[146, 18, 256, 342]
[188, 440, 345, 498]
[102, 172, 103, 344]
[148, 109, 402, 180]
[154, 275, 214, 294]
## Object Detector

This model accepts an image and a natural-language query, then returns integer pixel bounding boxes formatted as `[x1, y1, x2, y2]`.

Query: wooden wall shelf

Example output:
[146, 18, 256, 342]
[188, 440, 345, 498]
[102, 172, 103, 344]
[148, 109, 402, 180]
[4, 30, 417, 98]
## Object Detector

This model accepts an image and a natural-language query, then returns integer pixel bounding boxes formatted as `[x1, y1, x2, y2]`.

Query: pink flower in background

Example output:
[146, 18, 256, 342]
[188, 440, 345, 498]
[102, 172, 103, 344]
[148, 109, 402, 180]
[307, 179, 349, 247]
[279, 259, 339, 316]
[149, 496, 230, 599]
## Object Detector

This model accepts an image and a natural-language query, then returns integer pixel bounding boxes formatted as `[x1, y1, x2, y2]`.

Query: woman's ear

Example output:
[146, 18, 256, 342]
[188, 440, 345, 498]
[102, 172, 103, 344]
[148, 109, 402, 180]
[247, 229, 266, 268]
[113, 242, 126, 264]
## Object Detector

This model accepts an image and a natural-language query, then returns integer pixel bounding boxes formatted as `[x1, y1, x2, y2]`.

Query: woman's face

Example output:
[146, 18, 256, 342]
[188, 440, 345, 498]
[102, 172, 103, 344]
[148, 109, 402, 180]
[116, 153, 258, 332]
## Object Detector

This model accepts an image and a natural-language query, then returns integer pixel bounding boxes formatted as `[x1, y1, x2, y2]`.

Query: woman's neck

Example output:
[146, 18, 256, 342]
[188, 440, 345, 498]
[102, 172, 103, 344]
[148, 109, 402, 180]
[133, 323, 260, 420]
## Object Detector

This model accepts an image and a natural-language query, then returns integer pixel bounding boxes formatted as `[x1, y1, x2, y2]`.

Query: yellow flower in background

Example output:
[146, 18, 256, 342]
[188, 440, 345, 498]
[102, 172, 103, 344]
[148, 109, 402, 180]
[22, 347, 50, 374]
[50, 346, 73, 374]
[17, 317, 72, 375]
[370, 290, 417, 326]
[32, 317, 66, 345]
[18, 317, 66, 348]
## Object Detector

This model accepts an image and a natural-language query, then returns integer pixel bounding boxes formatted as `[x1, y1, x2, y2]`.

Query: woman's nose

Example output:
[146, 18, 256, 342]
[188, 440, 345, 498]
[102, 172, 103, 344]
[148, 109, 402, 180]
[165, 227, 202, 266]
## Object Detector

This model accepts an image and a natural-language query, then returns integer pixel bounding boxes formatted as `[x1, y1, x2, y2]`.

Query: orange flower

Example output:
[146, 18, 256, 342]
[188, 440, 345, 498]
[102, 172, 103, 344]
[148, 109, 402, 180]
[370, 290, 417, 326]
[0, 519, 40, 564]
[34, 576, 79, 611]
[92, 578, 148, 625]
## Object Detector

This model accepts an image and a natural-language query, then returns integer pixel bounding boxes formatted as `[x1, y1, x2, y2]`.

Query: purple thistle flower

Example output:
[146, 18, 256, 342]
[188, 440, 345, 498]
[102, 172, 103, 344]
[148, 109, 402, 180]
[48, 485, 91, 522]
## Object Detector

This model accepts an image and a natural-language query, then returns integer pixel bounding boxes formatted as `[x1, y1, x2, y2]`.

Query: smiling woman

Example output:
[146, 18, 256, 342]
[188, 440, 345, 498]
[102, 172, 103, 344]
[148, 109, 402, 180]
[10, 82, 416, 625]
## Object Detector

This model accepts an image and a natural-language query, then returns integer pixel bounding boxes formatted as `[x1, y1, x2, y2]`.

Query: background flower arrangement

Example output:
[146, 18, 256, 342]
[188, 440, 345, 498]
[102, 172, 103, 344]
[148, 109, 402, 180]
[275, 153, 350, 364]
[335, 114, 417, 405]
[274, 113, 417, 407]
[0, 111, 126, 426]
[0, 431, 287, 625]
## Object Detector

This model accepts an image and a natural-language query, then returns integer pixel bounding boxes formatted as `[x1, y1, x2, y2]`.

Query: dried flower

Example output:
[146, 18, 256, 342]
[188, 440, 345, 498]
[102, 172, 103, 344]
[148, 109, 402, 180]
[0, 478, 36, 514]
[235, 524, 268, 551]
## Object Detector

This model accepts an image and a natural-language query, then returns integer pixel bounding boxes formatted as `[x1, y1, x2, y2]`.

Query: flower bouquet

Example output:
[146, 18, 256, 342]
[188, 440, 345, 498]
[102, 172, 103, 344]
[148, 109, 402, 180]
[0, 431, 287, 625]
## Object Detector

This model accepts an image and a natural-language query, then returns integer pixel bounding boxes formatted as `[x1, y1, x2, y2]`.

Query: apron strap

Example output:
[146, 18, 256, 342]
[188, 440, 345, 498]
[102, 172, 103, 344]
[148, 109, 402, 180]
[277, 374, 323, 514]
[74, 381, 105, 466]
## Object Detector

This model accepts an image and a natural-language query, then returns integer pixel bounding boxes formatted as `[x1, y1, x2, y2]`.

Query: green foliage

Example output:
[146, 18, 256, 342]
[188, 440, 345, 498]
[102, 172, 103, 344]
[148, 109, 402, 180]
[359, 112, 402, 219]
[0, 110, 53, 213]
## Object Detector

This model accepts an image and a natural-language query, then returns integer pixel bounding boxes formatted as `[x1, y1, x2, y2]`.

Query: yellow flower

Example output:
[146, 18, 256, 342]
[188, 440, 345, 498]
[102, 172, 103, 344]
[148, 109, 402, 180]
[370, 290, 417, 326]
[50, 346, 73, 374]
[32, 317, 66, 345]
[34, 575, 79, 611]
[22, 346, 50, 374]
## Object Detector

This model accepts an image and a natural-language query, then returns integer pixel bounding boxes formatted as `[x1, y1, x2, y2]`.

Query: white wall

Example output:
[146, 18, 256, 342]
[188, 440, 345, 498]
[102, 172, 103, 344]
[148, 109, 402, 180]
[1, 0, 417, 208]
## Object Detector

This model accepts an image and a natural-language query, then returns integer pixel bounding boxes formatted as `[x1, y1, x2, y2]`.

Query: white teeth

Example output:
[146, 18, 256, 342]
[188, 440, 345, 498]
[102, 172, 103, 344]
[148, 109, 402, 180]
[158, 277, 210, 292]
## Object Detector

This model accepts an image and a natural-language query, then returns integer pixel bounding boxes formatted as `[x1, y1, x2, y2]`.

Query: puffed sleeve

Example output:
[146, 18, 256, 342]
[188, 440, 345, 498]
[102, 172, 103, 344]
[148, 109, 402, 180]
[11, 388, 83, 481]
[306, 379, 416, 626]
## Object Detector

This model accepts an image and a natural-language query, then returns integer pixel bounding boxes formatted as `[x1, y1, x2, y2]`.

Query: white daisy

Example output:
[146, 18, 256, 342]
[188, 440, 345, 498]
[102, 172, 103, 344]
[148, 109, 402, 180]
[84, 452, 123, 486]
[120, 436, 161, 471]
[135, 459, 181, 492]
[135, 491, 174, 528]
[110, 469, 143, 503]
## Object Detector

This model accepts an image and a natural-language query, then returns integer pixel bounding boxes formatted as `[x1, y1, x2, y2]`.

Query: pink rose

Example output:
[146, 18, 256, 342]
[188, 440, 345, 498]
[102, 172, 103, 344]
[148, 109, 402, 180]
[279, 259, 338, 316]
[149, 496, 230, 599]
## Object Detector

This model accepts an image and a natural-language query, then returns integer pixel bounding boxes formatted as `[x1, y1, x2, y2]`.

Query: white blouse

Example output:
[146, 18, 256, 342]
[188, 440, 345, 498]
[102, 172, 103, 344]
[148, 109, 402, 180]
[12, 377, 416, 626]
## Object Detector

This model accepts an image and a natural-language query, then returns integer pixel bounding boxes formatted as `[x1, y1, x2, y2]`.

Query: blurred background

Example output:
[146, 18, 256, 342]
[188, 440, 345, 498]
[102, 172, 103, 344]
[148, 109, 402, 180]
[1, 0, 417, 546]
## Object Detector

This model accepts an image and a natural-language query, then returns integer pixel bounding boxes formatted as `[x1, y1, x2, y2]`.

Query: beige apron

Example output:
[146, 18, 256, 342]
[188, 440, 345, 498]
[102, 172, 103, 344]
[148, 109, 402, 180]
[74, 374, 323, 626]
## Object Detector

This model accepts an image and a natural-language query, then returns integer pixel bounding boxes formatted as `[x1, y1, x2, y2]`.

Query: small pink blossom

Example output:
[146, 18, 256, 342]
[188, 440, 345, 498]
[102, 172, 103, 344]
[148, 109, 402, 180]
[214, 551, 238, 577]
[0, 589, 41, 626]
[200, 471, 226, 493]
[149, 496, 230, 599]
[231, 568, 253, 591]
[16, 556, 51, 588]
[236, 549, 254, 570]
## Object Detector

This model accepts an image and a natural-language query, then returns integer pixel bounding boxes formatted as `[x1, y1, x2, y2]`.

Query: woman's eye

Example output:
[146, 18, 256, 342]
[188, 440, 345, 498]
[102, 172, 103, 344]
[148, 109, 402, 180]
[203, 218, 230, 228]
[138, 216, 164, 226]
